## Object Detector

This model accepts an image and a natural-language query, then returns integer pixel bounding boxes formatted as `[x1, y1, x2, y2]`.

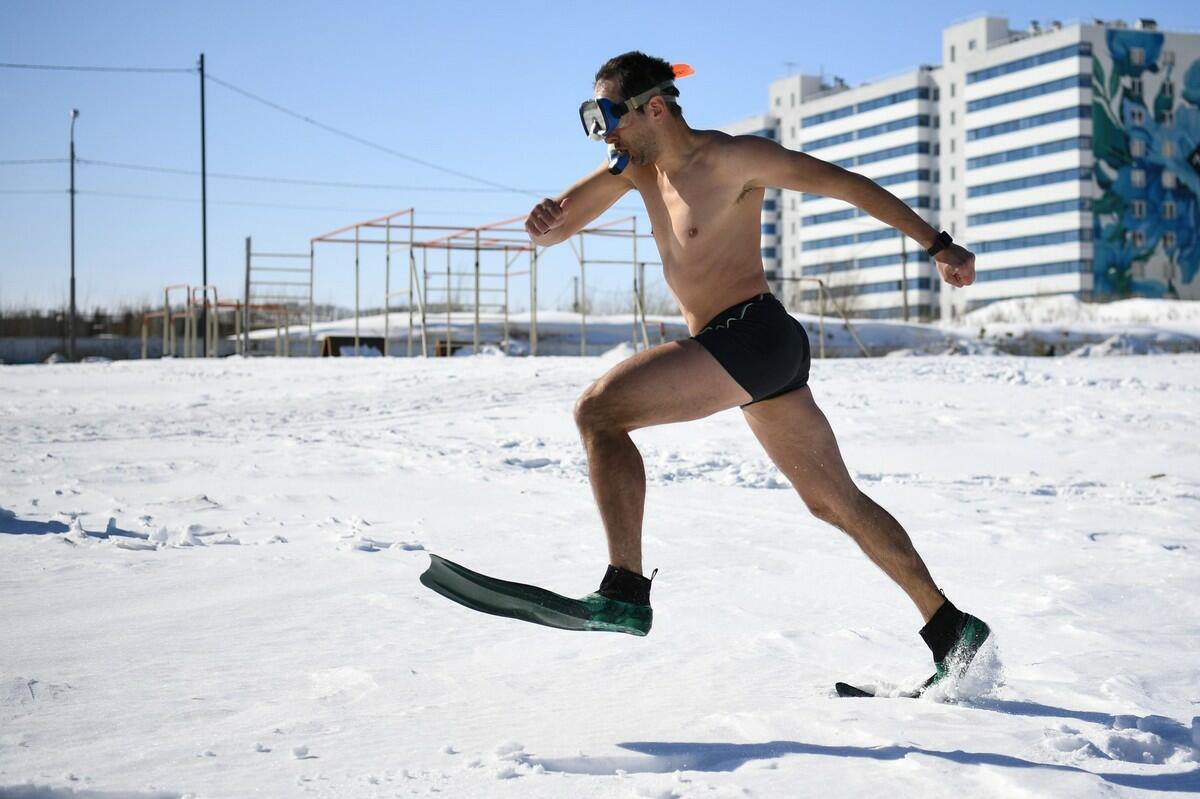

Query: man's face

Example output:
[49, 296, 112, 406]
[594, 78, 658, 167]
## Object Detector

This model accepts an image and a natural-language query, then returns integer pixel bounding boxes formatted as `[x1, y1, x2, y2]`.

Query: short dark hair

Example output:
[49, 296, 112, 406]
[595, 51, 682, 117]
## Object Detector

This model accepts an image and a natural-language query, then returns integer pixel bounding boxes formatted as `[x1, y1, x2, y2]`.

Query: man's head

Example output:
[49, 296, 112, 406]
[593, 51, 684, 167]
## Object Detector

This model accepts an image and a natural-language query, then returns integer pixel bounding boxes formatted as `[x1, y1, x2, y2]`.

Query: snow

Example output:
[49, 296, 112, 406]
[2, 347, 1199, 797]
[254, 296, 1200, 359]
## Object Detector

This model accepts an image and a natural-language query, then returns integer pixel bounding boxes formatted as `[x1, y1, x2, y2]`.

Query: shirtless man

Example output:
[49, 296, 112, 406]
[525, 52, 989, 689]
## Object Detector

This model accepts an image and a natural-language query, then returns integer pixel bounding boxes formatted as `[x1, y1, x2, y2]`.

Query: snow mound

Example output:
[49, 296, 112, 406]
[599, 341, 638, 363]
[956, 296, 1200, 326]
[1067, 334, 1165, 357]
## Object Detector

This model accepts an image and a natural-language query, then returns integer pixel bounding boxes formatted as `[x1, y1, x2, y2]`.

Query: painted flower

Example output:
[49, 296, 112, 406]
[1182, 58, 1200, 107]
[1106, 29, 1164, 79]
[1161, 189, 1200, 285]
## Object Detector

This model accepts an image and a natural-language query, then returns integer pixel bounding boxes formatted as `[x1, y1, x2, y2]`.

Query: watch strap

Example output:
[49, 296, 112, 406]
[927, 230, 953, 257]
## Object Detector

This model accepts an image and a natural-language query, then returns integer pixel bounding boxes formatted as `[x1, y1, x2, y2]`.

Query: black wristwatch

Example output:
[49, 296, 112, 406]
[926, 230, 953, 257]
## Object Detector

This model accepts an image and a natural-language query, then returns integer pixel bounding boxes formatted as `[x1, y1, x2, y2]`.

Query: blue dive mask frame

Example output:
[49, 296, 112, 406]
[578, 80, 677, 142]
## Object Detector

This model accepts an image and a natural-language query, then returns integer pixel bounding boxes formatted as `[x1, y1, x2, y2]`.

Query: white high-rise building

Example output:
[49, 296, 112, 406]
[772, 68, 941, 319]
[732, 16, 1200, 318]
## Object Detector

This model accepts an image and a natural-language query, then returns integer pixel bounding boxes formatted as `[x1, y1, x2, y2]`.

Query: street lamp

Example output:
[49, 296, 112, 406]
[69, 108, 79, 362]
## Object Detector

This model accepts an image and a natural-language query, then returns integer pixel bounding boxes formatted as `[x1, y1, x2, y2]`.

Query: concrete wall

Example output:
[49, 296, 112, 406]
[0, 337, 238, 364]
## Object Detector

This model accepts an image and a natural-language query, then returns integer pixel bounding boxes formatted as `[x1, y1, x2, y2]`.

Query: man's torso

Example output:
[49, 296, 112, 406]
[626, 131, 771, 331]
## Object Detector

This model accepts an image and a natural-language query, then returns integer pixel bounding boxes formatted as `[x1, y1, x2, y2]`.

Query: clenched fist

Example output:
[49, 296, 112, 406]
[525, 197, 571, 242]
[935, 243, 976, 288]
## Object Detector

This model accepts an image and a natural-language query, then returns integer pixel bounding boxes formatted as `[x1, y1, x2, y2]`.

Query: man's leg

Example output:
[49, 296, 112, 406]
[575, 339, 752, 575]
[741, 386, 945, 623]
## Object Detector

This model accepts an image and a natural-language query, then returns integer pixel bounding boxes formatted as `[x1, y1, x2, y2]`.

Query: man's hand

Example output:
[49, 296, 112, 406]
[525, 197, 571, 242]
[935, 243, 976, 288]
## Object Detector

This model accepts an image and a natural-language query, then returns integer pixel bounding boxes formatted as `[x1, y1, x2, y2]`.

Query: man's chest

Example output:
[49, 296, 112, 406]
[638, 172, 748, 251]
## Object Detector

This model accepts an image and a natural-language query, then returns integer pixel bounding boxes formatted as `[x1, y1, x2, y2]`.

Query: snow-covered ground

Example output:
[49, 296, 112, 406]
[2, 351, 1199, 798]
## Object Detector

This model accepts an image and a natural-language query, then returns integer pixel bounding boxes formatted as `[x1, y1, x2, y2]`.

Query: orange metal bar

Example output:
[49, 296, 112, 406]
[311, 208, 414, 242]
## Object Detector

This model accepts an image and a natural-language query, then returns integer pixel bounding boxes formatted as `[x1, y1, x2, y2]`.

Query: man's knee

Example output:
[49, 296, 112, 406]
[802, 488, 866, 531]
[574, 381, 624, 436]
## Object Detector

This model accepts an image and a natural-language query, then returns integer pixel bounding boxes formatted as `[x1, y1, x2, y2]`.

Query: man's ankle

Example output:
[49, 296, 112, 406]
[597, 564, 656, 605]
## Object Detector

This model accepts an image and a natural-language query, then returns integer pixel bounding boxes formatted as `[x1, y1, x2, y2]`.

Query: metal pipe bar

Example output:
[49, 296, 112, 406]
[249, 280, 312, 287]
[354, 225, 360, 352]
[473, 230, 480, 351]
[311, 207, 414, 242]
[247, 266, 311, 273]
[317, 237, 530, 250]
[408, 214, 415, 357]
[250, 252, 310, 259]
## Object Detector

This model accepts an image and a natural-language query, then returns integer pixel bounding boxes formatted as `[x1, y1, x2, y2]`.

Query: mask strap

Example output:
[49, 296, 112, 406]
[624, 80, 678, 112]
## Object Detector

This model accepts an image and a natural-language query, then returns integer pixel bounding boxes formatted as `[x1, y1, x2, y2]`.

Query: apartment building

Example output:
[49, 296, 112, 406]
[731, 16, 1200, 318]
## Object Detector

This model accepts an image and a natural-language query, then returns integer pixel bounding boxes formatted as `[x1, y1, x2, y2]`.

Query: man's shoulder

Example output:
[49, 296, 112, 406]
[699, 130, 779, 160]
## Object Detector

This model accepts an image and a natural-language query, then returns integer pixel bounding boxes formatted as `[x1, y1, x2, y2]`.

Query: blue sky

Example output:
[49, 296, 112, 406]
[2, 0, 1194, 312]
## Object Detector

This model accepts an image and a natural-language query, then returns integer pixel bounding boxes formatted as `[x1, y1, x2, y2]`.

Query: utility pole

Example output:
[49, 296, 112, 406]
[69, 108, 79, 362]
[199, 53, 209, 355]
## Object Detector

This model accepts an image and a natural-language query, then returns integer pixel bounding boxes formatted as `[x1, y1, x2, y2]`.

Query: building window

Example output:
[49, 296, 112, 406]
[950, 193, 956, 209]
[1132, 169, 1145, 187]
[774, 96, 781, 108]
[790, 222, 797, 235]
[1163, 109, 1175, 126]
[762, 199, 777, 211]
[790, 247, 796, 260]
[790, 92, 796, 108]
[1131, 78, 1143, 95]
[1131, 47, 1144, 66]
[1131, 200, 1146, 218]
[1131, 107, 1145, 125]
[1163, 201, 1177, 220]
[1164, 231, 1177, 248]
[950, 45, 956, 62]
[934, 142, 941, 155]
[950, 82, 956, 98]
[1163, 140, 1175, 158]
[969, 39, 977, 51]
[1163, 171, 1176, 189]
[950, 166, 956, 181]
[1131, 138, 1146, 157]
[950, 110, 956, 126]
[790, 126, 796, 140]
[1132, 230, 1145, 247]
[951, 222, 957, 237]
[1164, 50, 1176, 67]
[950, 138, 955, 153]
[761, 247, 777, 259]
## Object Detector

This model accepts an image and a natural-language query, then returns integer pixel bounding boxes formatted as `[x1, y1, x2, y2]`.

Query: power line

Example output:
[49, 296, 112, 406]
[3, 156, 554, 194]
[79, 158, 547, 194]
[0, 187, 530, 218]
[0, 62, 192, 74]
[0, 158, 70, 165]
[204, 72, 541, 198]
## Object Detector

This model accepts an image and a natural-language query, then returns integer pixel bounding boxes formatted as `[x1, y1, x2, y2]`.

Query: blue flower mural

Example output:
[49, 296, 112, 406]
[1093, 29, 1200, 298]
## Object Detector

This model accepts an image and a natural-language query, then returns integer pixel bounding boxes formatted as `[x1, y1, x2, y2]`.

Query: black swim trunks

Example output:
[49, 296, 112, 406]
[691, 293, 811, 406]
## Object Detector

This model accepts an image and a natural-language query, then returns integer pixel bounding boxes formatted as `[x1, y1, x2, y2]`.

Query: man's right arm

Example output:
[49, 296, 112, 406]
[525, 163, 633, 247]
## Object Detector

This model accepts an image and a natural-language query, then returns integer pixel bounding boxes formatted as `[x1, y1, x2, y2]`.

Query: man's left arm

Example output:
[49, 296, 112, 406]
[739, 137, 975, 287]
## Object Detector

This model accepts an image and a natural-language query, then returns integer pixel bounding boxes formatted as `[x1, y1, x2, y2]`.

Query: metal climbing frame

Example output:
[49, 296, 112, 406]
[567, 216, 662, 355]
[310, 211, 538, 357]
[243, 237, 313, 355]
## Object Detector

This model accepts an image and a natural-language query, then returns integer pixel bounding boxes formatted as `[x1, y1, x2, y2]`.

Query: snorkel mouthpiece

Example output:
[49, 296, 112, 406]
[607, 144, 630, 175]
